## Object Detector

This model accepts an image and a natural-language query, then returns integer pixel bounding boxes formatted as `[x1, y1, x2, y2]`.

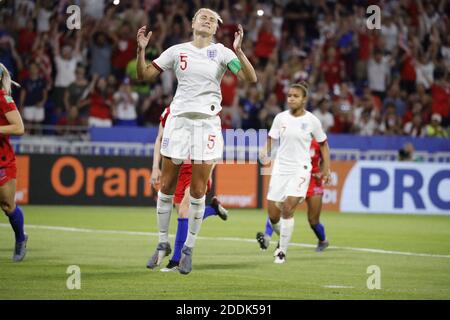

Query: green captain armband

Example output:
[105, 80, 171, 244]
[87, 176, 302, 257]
[227, 58, 242, 75]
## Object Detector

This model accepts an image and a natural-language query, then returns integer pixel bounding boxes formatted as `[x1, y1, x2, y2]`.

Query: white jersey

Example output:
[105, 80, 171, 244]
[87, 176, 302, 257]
[269, 110, 327, 175]
[152, 42, 239, 116]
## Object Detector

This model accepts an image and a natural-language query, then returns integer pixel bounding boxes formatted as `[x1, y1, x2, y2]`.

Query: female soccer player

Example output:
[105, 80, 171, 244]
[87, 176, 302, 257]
[137, 8, 257, 274]
[148, 107, 228, 272]
[0, 63, 27, 262]
[259, 82, 331, 264]
[257, 139, 329, 254]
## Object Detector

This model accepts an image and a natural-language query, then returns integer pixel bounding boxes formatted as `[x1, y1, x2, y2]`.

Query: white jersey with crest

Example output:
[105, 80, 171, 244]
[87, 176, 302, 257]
[269, 110, 327, 175]
[152, 42, 238, 116]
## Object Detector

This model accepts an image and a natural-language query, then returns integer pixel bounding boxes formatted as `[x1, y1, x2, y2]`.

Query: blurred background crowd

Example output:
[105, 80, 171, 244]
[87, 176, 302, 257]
[0, 0, 449, 138]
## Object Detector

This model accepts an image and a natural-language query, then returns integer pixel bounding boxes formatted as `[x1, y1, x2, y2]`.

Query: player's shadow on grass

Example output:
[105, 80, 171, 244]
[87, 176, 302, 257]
[194, 262, 255, 271]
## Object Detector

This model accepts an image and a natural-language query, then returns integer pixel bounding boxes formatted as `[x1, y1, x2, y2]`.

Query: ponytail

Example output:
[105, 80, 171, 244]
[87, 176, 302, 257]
[0, 63, 20, 96]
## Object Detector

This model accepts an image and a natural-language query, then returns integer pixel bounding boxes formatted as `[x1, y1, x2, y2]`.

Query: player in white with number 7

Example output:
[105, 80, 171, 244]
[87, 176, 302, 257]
[136, 8, 257, 274]
[260, 82, 331, 264]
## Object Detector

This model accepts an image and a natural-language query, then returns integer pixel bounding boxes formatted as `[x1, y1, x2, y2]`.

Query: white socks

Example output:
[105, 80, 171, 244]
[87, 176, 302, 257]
[156, 191, 173, 243]
[271, 220, 281, 236]
[184, 195, 206, 248]
[279, 217, 295, 254]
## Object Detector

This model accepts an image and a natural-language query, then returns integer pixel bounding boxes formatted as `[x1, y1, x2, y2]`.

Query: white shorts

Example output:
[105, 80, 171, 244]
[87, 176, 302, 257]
[23, 106, 45, 122]
[161, 113, 223, 161]
[267, 168, 311, 202]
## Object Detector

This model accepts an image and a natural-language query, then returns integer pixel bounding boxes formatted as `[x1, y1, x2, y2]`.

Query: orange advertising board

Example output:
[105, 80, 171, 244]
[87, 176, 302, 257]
[215, 163, 258, 208]
[15, 155, 30, 205]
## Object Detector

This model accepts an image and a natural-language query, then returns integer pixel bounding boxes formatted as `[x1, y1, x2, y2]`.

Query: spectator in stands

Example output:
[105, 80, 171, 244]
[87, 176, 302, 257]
[89, 31, 113, 79]
[398, 142, 415, 161]
[404, 113, 426, 137]
[313, 99, 334, 133]
[239, 87, 262, 130]
[52, 31, 82, 112]
[254, 16, 277, 68]
[425, 113, 448, 138]
[0, 33, 22, 81]
[320, 46, 345, 91]
[64, 66, 90, 125]
[19, 62, 48, 128]
[110, 22, 137, 80]
[259, 93, 282, 130]
[112, 78, 138, 127]
[378, 104, 403, 136]
[87, 76, 112, 127]
[415, 51, 435, 90]
[368, 49, 391, 101]
[353, 110, 378, 136]
[430, 68, 450, 127]
[0, 0, 448, 138]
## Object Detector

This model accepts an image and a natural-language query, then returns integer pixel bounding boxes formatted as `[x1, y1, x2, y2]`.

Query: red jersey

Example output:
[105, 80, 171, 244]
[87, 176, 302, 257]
[0, 90, 17, 168]
[309, 139, 322, 174]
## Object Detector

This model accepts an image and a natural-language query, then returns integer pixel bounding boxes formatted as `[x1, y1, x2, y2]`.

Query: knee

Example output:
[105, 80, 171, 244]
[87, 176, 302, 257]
[1, 201, 15, 215]
[281, 205, 295, 219]
[160, 177, 177, 194]
[189, 186, 205, 199]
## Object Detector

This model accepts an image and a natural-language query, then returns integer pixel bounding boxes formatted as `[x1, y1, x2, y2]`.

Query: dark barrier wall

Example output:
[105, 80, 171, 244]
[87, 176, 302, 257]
[27, 155, 157, 206]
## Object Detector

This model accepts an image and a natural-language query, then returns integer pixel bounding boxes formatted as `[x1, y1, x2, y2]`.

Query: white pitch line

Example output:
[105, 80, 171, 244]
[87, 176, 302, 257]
[323, 285, 355, 289]
[1, 223, 450, 259]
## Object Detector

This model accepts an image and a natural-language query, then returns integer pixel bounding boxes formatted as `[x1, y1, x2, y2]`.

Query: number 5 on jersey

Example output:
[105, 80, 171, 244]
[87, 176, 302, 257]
[180, 54, 188, 70]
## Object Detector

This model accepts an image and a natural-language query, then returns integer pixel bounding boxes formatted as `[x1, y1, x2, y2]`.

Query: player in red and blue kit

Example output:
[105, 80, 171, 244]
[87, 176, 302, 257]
[257, 139, 329, 253]
[147, 107, 228, 272]
[0, 63, 28, 262]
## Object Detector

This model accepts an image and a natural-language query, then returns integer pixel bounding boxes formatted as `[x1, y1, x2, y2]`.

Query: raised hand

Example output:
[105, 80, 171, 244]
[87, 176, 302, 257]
[137, 26, 152, 51]
[233, 24, 244, 52]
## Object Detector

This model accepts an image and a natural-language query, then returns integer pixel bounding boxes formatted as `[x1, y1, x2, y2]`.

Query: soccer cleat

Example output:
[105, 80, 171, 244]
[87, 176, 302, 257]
[316, 240, 329, 252]
[160, 260, 180, 273]
[146, 242, 172, 269]
[211, 197, 228, 221]
[274, 251, 286, 264]
[13, 234, 28, 262]
[273, 241, 281, 257]
[256, 232, 270, 250]
[178, 245, 193, 275]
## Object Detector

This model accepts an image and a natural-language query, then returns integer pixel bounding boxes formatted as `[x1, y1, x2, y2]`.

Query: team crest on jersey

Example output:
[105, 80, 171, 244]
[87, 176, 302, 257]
[207, 49, 217, 60]
[162, 138, 169, 149]
[300, 123, 308, 130]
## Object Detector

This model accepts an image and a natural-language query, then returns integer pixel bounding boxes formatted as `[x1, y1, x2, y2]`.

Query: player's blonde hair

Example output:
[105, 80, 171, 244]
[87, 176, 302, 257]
[192, 8, 223, 25]
[0, 63, 20, 96]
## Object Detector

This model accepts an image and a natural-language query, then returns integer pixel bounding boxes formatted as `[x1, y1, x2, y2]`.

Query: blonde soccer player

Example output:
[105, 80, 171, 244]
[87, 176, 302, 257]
[0, 63, 27, 262]
[136, 8, 257, 274]
[260, 82, 331, 264]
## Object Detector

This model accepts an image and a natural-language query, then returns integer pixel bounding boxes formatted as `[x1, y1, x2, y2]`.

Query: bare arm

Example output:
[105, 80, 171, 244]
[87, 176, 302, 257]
[317, 141, 331, 184]
[259, 137, 274, 165]
[136, 26, 161, 82]
[233, 25, 257, 83]
[0, 110, 25, 136]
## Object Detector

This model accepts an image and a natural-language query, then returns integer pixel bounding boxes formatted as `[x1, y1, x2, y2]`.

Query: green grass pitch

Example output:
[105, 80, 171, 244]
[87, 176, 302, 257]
[1, 206, 449, 300]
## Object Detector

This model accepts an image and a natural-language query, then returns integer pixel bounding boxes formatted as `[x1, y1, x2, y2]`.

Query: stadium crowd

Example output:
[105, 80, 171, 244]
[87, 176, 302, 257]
[0, 0, 449, 138]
